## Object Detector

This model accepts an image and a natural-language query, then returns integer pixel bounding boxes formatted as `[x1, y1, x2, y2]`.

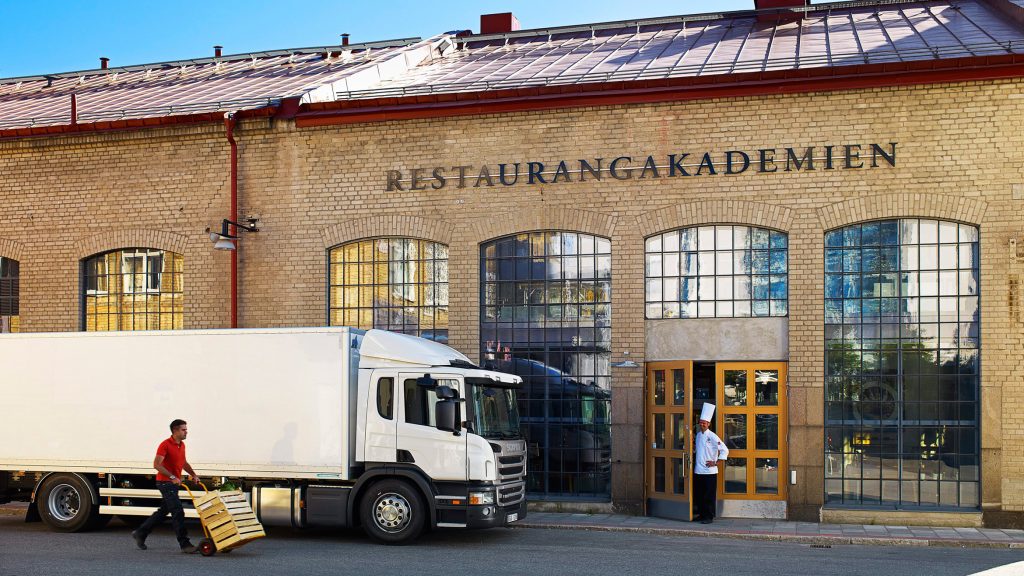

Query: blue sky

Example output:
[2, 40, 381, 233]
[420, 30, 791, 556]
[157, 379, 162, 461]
[0, 0, 753, 79]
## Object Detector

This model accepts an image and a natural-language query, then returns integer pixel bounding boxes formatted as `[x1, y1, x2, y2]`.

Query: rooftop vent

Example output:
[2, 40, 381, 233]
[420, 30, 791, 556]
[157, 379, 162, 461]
[99, 57, 109, 69]
[480, 12, 520, 34]
[342, 33, 350, 46]
[214, 45, 223, 58]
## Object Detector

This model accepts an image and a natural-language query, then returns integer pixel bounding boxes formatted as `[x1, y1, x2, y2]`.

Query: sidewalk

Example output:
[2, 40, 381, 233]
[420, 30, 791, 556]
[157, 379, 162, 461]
[515, 512, 1024, 549]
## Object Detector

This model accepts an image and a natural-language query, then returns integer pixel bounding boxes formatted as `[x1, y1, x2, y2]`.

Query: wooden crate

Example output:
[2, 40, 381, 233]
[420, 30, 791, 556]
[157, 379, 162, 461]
[193, 490, 265, 551]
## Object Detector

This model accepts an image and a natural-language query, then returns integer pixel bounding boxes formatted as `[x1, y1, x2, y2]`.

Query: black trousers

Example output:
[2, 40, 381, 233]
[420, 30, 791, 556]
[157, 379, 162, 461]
[137, 482, 190, 548]
[694, 473, 717, 520]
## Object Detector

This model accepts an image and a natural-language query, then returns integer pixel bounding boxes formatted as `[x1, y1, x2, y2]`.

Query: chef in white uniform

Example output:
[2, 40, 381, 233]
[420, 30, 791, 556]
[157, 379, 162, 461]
[693, 402, 728, 524]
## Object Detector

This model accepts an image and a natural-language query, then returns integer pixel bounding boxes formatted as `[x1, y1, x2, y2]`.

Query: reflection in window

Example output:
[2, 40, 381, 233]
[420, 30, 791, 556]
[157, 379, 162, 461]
[328, 238, 448, 342]
[824, 219, 980, 509]
[480, 231, 611, 500]
[0, 257, 19, 333]
[645, 225, 788, 318]
[82, 249, 183, 331]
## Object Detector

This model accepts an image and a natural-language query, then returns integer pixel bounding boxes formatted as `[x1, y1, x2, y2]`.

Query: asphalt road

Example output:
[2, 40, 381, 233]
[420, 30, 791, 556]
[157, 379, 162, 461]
[0, 515, 1021, 576]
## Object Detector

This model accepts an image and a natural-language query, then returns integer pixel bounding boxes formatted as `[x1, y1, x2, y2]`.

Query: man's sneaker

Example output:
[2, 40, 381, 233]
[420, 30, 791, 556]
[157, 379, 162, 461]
[180, 544, 198, 554]
[131, 530, 147, 550]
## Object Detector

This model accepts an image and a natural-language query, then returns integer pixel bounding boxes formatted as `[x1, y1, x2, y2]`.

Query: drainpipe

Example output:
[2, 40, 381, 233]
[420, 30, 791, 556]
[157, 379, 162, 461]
[224, 112, 239, 328]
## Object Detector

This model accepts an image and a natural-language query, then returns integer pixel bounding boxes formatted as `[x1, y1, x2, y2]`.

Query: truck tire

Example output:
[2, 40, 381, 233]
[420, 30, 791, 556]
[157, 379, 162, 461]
[37, 473, 99, 532]
[359, 479, 426, 544]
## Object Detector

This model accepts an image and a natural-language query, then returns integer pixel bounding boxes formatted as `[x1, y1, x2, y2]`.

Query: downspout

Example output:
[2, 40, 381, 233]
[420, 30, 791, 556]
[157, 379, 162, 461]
[224, 112, 239, 328]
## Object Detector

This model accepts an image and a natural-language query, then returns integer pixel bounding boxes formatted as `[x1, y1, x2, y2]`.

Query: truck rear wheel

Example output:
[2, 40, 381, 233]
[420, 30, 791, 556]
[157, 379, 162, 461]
[37, 473, 99, 532]
[360, 479, 425, 545]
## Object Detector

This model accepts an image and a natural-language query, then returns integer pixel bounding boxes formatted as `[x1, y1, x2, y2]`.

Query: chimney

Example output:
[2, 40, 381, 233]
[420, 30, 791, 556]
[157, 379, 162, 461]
[754, 0, 808, 22]
[480, 12, 520, 34]
[99, 57, 109, 69]
[341, 33, 350, 46]
[214, 45, 223, 58]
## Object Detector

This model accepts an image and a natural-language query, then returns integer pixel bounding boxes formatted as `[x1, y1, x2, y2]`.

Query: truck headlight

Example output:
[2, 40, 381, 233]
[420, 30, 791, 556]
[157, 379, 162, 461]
[468, 491, 495, 505]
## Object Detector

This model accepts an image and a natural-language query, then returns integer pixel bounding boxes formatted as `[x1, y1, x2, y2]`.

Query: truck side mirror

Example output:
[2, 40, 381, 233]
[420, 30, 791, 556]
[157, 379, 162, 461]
[435, 399, 460, 434]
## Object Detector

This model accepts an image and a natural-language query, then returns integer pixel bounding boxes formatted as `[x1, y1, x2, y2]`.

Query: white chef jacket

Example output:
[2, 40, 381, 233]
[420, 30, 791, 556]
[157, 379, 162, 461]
[694, 429, 729, 475]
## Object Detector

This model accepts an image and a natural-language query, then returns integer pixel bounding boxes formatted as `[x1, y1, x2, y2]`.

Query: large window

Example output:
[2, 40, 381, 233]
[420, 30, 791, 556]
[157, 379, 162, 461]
[82, 249, 184, 331]
[328, 238, 448, 342]
[645, 225, 788, 319]
[480, 231, 611, 500]
[824, 219, 980, 509]
[0, 257, 18, 333]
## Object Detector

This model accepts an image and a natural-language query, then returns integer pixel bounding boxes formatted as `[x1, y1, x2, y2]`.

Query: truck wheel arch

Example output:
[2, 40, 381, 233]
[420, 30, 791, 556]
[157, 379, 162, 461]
[348, 466, 436, 527]
[31, 472, 100, 508]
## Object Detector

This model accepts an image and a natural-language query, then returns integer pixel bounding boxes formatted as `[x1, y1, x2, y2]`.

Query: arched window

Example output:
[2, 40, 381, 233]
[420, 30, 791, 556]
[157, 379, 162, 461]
[480, 231, 612, 500]
[824, 219, 980, 509]
[328, 238, 448, 343]
[645, 225, 788, 319]
[0, 257, 18, 333]
[82, 249, 184, 331]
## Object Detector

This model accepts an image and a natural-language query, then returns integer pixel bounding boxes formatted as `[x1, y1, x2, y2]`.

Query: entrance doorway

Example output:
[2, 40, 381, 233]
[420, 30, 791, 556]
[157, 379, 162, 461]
[645, 361, 788, 520]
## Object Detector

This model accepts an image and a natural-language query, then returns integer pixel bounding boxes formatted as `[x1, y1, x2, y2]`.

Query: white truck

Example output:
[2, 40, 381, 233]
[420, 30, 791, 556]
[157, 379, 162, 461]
[0, 327, 527, 544]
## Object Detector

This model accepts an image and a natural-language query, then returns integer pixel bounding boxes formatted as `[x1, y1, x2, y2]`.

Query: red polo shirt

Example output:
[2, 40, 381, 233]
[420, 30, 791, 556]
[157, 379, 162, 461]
[155, 437, 186, 482]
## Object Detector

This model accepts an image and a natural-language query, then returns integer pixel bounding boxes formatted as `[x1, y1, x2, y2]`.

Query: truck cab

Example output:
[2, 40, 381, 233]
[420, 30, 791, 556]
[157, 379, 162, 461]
[354, 330, 527, 540]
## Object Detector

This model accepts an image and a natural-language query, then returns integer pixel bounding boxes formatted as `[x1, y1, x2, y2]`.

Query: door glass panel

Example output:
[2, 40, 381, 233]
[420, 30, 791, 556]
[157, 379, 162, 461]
[724, 414, 747, 450]
[755, 370, 779, 406]
[672, 414, 686, 450]
[756, 458, 779, 494]
[654, 457, 665, 492]
[724, 370, 747, 406]
[672, 369, 686, 405]
[654, 413, 665, 449]
[672, 458, 686, 494]
[724, 458, 747, 493]
[654, 370, 665, 406]
[756, 414, 779, 450]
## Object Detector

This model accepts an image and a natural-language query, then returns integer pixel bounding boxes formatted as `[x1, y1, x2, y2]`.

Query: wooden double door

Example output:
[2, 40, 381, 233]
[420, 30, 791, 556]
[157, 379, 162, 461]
[645, 361, 788, 520]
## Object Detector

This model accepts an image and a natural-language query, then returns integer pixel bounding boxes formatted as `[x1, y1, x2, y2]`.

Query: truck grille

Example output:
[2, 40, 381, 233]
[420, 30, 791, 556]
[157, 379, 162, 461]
[497, 481, 525, 506]
[498, 453, 526, 482]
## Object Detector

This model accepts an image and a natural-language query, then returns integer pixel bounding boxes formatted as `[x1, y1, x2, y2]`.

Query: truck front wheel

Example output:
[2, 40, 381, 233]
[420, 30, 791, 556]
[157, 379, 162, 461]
[37, 473, 99, 532]
[360, 479, 426, 544]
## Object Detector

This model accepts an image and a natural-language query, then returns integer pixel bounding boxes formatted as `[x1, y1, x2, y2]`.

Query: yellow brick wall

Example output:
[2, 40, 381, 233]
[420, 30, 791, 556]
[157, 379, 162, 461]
[1, 78, 1022, 521]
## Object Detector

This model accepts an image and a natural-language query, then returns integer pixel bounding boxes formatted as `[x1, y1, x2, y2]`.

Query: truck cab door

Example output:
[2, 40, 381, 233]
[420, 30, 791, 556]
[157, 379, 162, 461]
[364, 372, 398, 463]
[395, 373, 467, 482]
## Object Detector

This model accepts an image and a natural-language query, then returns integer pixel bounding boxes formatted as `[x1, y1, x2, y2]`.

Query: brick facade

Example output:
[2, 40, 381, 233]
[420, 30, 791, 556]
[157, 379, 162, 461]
[2, 78, 1022, 523]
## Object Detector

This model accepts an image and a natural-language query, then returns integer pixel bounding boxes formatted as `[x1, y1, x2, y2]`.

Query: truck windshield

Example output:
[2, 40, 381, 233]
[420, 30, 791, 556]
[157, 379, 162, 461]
[469, 385, 521, 439]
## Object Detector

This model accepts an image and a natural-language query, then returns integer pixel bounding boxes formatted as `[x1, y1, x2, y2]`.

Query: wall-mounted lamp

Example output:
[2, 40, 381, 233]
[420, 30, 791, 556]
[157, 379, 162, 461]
[610, 350, 639, 368]
[208, 218, 259, 251]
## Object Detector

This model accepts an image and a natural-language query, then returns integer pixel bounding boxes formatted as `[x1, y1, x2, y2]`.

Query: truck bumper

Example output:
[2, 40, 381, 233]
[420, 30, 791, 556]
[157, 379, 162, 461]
[466, 499, 527, 528]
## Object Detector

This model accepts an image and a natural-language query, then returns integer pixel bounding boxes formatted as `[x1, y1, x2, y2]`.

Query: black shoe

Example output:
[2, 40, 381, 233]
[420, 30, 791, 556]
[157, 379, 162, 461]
[691, 516, 703, 522]
[701, 518, 713, 524]
[180, 544, 198, 554]
[131, 530, 147, 550]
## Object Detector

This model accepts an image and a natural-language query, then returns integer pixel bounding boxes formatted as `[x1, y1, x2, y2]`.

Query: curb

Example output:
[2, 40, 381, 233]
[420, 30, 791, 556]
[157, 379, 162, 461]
[512, 521, 1024, 550]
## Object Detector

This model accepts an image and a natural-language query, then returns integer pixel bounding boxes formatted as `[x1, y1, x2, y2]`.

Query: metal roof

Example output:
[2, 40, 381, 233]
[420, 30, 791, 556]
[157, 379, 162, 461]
[0, 39, 420, 130]
[333, 0, 1024, 100]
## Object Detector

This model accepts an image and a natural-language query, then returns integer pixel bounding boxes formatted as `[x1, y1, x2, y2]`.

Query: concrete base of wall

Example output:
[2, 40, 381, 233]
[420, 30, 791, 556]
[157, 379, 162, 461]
[983, 510, 1024, 529]
[821, 508, 983, 527]
[528, 501, 616, 514]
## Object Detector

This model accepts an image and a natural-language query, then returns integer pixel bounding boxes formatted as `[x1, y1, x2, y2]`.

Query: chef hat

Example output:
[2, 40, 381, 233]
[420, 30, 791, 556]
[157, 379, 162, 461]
[699, 402, 716, 422]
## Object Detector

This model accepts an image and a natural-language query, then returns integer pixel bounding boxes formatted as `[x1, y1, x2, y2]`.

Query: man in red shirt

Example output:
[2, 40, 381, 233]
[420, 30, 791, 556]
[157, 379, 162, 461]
[131, 419, 200, 553]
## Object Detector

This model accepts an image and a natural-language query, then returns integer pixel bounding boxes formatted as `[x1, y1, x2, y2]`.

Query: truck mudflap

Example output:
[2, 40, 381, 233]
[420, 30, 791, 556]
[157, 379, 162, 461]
[465, 499, 527, 529]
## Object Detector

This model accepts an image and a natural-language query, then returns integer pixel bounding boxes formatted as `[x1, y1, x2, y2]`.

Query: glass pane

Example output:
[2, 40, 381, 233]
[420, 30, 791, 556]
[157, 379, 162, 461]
[672, 369, 686, 406]
[724, 370, 747, 406]
[654, 414, 665, 449]
[724, 414, 746, 450]
[724, 458, 747, 494]
[672, 458, 686, 495]
[755, 370, 779, 406]
[756, 458, 779, 494]
[756, 414, 779, 450]
[672, 414, 686, 450]
[654, 457, 665, 493]
[654, 370, 665, 406]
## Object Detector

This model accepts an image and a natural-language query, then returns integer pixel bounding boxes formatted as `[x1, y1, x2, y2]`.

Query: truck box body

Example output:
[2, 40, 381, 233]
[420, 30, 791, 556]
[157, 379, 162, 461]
[0, 327, 359, 480]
